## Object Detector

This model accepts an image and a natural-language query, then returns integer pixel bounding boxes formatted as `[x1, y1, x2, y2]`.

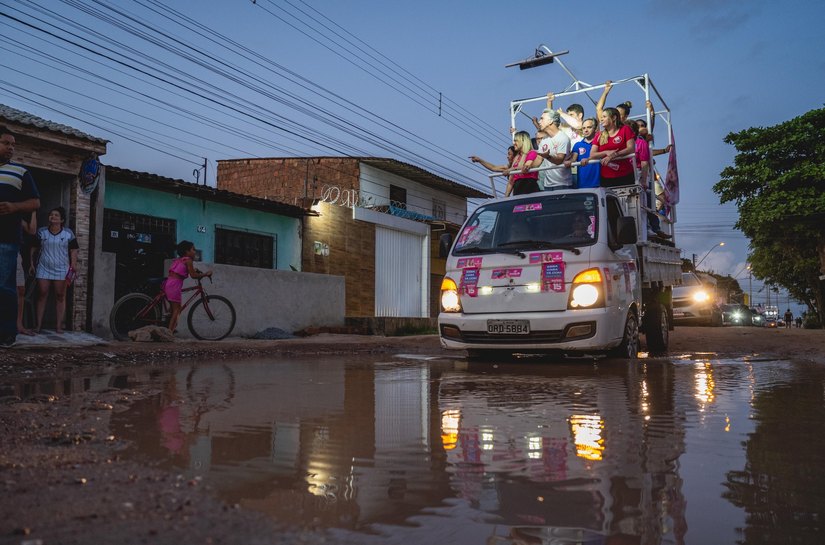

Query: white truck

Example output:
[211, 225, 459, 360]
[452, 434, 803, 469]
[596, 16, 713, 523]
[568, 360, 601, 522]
[438, 73, 682, 359]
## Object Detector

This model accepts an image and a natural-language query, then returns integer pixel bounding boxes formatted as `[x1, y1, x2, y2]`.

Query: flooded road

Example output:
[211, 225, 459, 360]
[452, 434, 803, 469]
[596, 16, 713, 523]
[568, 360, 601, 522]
[8, 353, 825, 544]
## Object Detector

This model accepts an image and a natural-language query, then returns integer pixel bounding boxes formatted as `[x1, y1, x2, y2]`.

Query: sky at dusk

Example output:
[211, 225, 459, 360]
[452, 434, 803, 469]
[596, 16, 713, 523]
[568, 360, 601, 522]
[2, 0, 823, 312]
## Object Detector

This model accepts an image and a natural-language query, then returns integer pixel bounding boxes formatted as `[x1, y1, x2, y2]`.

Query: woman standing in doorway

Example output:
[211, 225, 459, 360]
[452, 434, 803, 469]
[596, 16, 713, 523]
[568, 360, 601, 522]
[30, 206, 78, 334]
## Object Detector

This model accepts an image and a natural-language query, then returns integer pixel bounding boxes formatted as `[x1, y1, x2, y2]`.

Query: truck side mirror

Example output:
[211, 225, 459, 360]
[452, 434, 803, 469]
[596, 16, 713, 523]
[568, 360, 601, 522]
[439, 233, 454, 258]
[617, 217, 637, 245]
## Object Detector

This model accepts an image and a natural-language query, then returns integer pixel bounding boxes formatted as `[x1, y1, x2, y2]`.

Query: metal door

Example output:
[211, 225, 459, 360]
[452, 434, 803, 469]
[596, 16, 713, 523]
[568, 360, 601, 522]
[375, 226, 425, 317]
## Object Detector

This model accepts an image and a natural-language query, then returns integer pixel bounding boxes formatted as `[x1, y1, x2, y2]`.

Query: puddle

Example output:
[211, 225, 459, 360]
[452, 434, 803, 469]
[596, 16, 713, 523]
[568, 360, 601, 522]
[5, 354, 825, 544]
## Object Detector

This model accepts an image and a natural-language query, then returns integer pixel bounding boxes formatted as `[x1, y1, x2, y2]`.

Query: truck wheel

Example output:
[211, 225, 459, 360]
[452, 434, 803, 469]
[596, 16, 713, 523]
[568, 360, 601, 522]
[644, 301, 669, 355]
[608, 312, 639, 359]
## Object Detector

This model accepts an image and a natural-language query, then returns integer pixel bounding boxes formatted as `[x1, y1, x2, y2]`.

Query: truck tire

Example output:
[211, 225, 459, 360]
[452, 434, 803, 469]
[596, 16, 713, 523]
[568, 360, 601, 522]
[644, 301, 669, 355]
[608, 312, 639, 359]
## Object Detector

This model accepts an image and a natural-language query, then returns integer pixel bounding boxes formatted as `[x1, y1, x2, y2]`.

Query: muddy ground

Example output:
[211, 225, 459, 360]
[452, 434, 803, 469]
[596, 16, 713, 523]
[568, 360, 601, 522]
[1, 326, 823, 544]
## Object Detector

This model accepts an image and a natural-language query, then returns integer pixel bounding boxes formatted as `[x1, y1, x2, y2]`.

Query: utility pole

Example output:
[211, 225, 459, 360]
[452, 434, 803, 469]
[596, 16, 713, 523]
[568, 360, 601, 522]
[748, 268, 752, 307]
[692, 253, 697, 268]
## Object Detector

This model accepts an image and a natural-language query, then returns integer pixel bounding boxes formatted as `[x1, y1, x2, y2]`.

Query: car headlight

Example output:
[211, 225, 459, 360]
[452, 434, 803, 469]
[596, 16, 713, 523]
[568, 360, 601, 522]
[440, 277, 462, 313]
[569, 269, 603, 309]
[692, 290, 709, 303]
[732, 312, 741, 320]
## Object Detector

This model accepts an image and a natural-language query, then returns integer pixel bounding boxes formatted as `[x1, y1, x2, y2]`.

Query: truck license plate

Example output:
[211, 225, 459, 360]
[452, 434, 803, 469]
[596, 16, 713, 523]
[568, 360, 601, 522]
[487, 320, 530, 334]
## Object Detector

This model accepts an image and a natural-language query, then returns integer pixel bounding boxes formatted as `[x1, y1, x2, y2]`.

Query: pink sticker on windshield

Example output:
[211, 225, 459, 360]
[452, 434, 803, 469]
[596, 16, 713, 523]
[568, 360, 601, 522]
[457, 257, 483, 269]
[513, 203, 543, 213]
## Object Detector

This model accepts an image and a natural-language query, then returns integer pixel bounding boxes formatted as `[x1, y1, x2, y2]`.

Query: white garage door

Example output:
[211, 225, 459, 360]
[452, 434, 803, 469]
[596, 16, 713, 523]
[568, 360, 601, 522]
[375, 226, 426, 317]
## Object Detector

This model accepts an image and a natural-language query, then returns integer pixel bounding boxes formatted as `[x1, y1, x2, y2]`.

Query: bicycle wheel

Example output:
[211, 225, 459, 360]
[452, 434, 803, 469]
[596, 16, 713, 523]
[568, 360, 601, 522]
[187, 295, 236, 341]
[110, 293, 162, 341]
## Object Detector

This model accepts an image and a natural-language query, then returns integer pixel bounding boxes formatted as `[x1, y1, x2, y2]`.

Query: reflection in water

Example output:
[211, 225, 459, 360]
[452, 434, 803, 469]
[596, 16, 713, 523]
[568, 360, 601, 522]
[569, 415, 605, 461]
[723, 366, 825, 545]
[37, 353, 812, 544]
[693, 361, 716, 408]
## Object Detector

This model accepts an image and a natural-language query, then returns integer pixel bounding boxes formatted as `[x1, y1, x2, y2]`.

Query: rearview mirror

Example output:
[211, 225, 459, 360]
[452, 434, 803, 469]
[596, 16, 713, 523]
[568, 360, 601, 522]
[439, 233, 453, 258]
[617, 217, 637, 245]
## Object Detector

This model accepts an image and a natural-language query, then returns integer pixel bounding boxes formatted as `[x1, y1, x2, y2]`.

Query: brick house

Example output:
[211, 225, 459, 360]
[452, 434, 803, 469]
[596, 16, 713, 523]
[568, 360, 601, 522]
[1, 104, 107, 331]
[217, 157, 489, 318]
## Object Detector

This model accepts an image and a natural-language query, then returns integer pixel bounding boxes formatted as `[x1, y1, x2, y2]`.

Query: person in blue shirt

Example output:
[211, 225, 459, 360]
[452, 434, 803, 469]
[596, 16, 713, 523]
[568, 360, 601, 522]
[564, 117, 600, 188]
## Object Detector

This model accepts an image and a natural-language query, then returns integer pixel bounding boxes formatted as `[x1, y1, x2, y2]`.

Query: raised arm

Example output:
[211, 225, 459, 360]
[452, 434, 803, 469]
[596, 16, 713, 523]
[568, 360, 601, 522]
[470, 156, 509, 173]
[595, 81, 612, 124]
[646, 100, 656, 135]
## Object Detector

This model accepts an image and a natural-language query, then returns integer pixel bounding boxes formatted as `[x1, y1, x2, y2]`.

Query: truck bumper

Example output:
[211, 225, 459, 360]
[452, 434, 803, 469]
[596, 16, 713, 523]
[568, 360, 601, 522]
[438, 308, 623, 352]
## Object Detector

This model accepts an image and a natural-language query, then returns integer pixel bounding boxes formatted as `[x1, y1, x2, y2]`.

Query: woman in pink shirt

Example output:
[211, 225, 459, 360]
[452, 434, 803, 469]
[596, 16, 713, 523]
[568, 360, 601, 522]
[582, 107, 636, 188]
[471, 132, 540, 196]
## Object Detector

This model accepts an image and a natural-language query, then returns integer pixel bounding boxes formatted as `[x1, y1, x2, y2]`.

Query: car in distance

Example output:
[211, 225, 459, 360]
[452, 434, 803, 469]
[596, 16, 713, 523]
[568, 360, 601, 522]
[672, 272, 722, 326]
[750, 308, 765, 326]
[720, 303, 752, 326]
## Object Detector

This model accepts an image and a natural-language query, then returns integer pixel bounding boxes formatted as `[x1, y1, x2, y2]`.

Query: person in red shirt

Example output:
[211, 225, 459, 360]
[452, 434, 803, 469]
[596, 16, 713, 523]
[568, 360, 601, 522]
[582, 107, 636, 188]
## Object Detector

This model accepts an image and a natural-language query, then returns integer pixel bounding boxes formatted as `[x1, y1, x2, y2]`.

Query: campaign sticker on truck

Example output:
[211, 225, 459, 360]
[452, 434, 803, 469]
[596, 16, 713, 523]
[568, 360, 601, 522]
[457, 257, 483, 269]
[455, 226, 483, 250]
[541, 262, 565, 292]
[513, 203, 542, 213]
[491, 268, 523, 279]
[603, 267, 613, 301]
[622, 263, 631, 293]
[529, 251, 564, 264]
[460, 267, 480, 297]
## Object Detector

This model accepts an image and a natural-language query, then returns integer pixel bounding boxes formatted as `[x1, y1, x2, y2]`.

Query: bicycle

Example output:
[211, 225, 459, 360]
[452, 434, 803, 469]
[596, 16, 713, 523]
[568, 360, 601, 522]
[109, 276, 236, 341]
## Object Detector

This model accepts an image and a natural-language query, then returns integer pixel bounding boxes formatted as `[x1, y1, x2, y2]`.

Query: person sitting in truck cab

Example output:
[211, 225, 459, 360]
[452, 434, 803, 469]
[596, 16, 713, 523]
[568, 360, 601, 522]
[563, 212, 593, 240]
[581, 107, 636, 188]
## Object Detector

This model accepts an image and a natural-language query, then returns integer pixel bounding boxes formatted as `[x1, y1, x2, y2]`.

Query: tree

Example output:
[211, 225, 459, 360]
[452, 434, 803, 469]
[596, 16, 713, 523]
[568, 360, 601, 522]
[714, 107, 825, 325]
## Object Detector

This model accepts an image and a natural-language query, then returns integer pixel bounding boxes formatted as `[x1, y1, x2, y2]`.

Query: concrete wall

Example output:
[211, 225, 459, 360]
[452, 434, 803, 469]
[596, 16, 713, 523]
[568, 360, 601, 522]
[92, 259, 345, 339]
[359, 163, 467, 225]
[105, 181, 302, 271]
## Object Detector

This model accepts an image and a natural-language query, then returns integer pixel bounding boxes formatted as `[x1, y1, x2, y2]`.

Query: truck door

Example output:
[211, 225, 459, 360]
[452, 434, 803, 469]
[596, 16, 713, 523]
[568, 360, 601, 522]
[605, 195, 639, 326]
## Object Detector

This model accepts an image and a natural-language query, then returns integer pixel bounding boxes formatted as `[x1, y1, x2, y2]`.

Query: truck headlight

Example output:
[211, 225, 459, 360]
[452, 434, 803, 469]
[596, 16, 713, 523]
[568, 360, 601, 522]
[440, 277, 462, 313]
[569, 269, 603, 309]
[571, 284, 599, 307]
[693, 290, 709, 303]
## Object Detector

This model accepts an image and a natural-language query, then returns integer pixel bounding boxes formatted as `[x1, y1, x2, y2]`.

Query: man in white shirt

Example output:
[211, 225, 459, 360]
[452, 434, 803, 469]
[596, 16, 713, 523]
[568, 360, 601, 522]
[530, 110, 573, 191]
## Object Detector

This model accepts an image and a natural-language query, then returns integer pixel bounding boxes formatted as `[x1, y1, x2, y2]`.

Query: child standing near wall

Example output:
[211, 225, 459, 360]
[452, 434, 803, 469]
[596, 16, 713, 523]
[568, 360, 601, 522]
[164, 240, 211, 333]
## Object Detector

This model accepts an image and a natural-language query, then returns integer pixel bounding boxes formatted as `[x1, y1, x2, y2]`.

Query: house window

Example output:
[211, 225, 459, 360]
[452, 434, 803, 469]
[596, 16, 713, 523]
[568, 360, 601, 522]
[215, 227, 275, 269]
[389, 185, 407, 209]
[432, 198, 446, 220]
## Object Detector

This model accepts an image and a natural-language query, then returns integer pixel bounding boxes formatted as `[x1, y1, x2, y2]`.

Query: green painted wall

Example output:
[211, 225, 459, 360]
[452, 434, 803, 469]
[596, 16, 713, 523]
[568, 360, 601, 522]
[105, 181, 302, 270]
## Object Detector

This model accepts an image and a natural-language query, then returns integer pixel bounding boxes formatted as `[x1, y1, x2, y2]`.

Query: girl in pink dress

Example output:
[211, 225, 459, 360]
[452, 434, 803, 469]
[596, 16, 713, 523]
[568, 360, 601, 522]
[164, 240, 211, 333]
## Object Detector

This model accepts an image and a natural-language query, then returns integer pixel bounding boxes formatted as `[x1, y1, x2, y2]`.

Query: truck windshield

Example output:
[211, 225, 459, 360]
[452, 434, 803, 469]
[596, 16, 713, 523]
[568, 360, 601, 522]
[453, 193, 598, 255]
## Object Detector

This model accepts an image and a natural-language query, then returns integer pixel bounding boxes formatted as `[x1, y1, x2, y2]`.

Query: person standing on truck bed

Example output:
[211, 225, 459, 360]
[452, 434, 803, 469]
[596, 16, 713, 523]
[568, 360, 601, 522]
[532, 92, 584, 144]
[470, 131, 540, 196]
[531, 110, 573, 191]
[581, 107, 636, 188]
[564, 117, 600, 189]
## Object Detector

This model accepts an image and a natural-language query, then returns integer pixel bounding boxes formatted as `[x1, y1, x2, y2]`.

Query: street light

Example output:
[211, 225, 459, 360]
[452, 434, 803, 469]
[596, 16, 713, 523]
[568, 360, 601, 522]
[505, 45, 569, 70]
[694, 242, 725, 270]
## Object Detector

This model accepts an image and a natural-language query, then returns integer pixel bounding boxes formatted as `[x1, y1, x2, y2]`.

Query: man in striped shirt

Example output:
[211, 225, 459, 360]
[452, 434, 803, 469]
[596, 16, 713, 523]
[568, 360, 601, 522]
[0, 126, 40, 347]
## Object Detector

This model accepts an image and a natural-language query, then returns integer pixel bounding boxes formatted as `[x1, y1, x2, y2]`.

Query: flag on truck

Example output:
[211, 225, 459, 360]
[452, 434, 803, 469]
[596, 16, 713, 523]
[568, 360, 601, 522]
[663, 129, 680, 205]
